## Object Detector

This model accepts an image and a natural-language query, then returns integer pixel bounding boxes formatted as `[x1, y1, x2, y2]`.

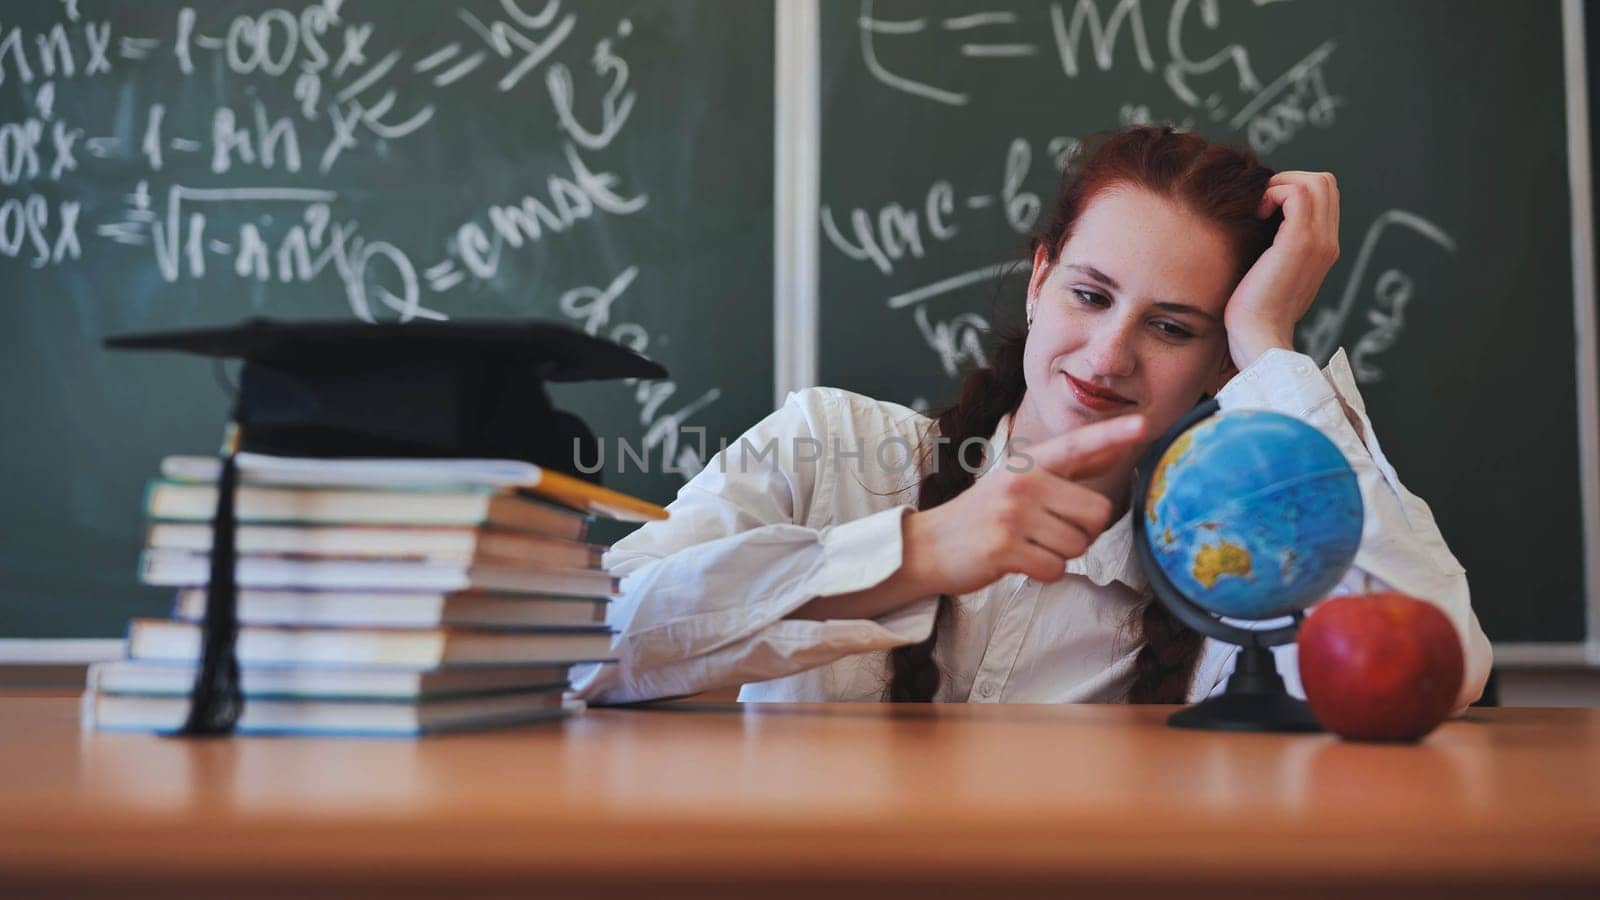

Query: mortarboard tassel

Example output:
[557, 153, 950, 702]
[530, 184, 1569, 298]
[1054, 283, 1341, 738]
[174, 422, 245, 736]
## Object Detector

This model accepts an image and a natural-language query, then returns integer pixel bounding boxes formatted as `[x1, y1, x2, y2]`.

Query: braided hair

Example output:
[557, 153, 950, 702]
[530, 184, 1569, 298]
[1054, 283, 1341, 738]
[885, 327, 1028, 701]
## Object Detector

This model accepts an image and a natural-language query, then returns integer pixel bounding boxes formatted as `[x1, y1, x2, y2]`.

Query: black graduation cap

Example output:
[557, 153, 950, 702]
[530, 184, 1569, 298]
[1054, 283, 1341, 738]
[106, 318, 668, 736]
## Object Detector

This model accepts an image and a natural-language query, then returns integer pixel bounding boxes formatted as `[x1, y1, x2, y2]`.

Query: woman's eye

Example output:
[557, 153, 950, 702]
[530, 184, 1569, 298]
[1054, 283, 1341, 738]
[1072, 289, 1109, 308]
[1154, 320, 1195, 340]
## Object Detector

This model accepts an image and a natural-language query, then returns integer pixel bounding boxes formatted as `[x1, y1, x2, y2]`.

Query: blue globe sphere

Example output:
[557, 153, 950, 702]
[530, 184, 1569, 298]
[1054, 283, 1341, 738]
[1142, 410, 1363, 620]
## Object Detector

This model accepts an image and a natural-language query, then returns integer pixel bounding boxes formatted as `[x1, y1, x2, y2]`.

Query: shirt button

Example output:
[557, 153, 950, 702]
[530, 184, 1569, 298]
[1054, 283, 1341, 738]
[978, 682, 996, 698]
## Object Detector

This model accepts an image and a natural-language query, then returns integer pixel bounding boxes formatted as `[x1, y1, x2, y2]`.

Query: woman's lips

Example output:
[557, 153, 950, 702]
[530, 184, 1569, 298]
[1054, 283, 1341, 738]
[1064, 373, 1135, 411]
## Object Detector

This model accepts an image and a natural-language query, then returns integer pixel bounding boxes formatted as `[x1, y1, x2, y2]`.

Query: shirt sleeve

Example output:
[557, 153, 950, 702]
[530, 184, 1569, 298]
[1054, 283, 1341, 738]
[569, 388, 939, 704]
[1205, 347, 1494, 716]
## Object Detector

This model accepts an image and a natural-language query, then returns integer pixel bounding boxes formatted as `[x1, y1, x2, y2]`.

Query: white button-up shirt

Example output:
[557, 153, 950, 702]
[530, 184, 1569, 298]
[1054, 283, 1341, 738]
[572, 348, 1493, 713]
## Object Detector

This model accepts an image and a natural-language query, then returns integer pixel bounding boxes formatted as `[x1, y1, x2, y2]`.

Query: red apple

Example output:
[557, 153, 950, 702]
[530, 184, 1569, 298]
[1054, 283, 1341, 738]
[1297, 592, 1465, 742]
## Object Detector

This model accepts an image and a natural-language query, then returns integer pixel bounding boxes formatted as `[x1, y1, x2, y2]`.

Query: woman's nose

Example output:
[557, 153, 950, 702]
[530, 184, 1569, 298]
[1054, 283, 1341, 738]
[1087, 317, 1138, 378]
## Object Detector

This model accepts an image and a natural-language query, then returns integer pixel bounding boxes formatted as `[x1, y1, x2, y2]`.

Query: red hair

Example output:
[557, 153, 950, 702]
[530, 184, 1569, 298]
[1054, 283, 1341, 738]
[1034, 126, 1279, 278]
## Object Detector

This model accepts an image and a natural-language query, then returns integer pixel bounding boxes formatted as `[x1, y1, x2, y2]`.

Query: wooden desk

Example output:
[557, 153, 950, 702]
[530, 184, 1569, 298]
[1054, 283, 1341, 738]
[2, 696, 1598, 899]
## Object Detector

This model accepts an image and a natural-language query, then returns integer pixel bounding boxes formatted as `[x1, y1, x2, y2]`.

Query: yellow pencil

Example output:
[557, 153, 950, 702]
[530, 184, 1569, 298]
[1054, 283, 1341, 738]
[523, 466, 669, 522]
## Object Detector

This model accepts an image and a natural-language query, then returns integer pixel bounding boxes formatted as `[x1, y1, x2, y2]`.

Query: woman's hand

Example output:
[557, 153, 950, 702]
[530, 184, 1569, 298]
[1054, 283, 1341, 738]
[900, 415, 1149, 597]
[1223, 170, 1341, 371]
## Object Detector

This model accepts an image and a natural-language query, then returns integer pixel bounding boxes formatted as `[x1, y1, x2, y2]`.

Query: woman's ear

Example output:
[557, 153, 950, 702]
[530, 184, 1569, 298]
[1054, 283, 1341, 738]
[1026, 244, 1052, 303]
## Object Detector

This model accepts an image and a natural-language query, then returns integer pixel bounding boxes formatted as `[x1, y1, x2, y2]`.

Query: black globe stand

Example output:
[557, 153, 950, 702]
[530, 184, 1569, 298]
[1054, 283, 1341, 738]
[1131, 398, 1329, 734]
[1165, 642, 1322, 733]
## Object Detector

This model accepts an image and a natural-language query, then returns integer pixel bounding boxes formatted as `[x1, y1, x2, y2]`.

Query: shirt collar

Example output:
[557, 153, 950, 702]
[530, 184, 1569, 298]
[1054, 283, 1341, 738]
[1074, 506, 1148, 592]
[988, 412, 1149, 593]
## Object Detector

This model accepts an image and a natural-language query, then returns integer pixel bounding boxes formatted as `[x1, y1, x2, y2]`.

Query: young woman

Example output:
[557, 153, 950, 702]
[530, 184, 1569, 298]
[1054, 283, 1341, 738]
[571, 125, 1492, 709]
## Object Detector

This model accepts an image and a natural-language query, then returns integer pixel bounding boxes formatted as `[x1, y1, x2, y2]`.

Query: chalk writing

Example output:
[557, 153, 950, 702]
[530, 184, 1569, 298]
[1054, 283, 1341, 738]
[3, 0, 726, 487]
[1229, 41, 1340, 156]
[832, 0, 1427, 391]
[558, 266, 721, 478]
[1299, 210, 1457, 383]
[1050, 0, 1154, 80]
[914, 305, 990, 378]
[821, 136, 1059, 282]
[854, 0, 1342, 156]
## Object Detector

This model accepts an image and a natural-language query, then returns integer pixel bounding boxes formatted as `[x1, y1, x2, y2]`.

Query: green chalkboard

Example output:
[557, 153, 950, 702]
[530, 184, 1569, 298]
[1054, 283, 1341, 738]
[0, 0, 774, 637]
[819, 1, 1587, 644]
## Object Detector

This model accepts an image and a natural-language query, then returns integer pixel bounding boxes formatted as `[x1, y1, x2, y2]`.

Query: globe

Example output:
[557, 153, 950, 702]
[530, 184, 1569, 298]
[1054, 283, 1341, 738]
[1141, 409, 1363, 621]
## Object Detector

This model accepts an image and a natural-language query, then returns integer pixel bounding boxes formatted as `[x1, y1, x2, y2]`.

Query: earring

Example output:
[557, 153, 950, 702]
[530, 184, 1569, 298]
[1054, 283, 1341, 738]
[1026, 304, 1035, 327]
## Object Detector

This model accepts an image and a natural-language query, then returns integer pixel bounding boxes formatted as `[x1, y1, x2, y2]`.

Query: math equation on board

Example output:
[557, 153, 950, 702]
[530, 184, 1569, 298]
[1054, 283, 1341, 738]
[0, 0, 754, 482]
[820, 0, 1460, 401]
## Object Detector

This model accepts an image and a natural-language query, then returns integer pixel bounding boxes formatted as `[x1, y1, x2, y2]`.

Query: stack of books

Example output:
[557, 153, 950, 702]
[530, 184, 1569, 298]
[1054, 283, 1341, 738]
[83, 453, 659, 736]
